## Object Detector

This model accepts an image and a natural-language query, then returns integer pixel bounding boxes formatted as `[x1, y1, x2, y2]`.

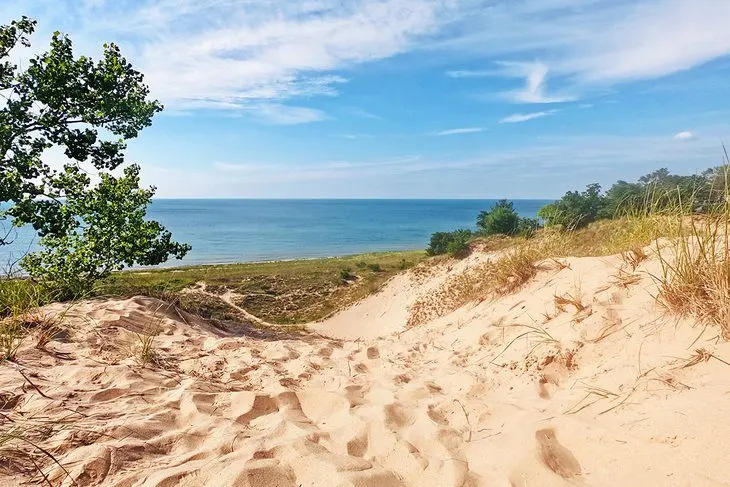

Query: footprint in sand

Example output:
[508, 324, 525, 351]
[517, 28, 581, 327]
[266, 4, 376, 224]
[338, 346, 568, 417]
[317, 346, 334, 358]
[535, 428, 582, 479]
[366, 346, 380, 359]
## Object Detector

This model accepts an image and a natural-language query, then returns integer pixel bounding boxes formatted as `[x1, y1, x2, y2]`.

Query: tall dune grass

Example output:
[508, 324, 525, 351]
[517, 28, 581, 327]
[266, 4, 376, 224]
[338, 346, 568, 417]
[653, 165, 730, 337]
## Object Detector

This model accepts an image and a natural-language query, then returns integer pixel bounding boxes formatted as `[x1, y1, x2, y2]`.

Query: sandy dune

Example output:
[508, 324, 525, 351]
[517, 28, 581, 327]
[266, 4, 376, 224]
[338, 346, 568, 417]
[3, 245, 730, 486]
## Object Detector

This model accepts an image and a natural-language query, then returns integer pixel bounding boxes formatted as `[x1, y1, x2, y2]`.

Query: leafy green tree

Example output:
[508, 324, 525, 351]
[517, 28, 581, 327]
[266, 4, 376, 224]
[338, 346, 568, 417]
[604, 168, 710, 216]
[539, 183, 607, 230]
[477, 199, 520, 236]
[0, 17, 190, 294]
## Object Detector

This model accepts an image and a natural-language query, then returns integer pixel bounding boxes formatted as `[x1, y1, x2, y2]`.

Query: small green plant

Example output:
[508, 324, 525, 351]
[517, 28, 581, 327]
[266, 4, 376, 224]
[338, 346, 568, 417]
[0, 319, 25, 362]
[134, 332, 157, 366]
[367, 263, 382, 272]
[339, 268, 355, 282]
[0, 279, 52, 319]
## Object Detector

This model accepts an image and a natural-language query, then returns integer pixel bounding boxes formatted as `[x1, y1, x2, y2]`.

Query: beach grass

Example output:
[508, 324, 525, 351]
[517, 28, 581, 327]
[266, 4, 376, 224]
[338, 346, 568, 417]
[95, 250, 426, 324]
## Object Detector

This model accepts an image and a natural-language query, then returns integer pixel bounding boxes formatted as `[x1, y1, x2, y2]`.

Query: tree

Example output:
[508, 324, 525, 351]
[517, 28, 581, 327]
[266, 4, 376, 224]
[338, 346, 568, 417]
[0, 17, 190, 294]
[477, 199, 520, 236]
[539, 183, 606, 230]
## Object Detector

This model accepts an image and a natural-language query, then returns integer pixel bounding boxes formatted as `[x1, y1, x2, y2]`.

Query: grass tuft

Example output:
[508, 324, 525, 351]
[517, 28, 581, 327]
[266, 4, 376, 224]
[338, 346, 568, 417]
[652, 165, 730, 338]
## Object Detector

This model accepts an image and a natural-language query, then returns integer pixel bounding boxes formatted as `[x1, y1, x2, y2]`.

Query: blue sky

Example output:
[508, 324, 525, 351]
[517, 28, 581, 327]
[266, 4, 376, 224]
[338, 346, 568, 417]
[4, 0, 730, 198]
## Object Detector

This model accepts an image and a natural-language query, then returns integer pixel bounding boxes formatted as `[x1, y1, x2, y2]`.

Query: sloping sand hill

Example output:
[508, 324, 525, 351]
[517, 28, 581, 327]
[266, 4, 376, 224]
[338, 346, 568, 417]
[3, 244, 730, 486]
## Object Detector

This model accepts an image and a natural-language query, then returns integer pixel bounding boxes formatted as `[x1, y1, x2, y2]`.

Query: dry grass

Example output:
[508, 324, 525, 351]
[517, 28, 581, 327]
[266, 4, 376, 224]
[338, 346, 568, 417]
[622, 247, 648, 270]
[0, 409, 74, 484]
[133, 332, 158, 366]
[126, 317, 163, 367]
[554, 282, 587, 313]
[406, 199, 689, 329]
[654, 214, 730, 337]
[407, 244, 542, 327]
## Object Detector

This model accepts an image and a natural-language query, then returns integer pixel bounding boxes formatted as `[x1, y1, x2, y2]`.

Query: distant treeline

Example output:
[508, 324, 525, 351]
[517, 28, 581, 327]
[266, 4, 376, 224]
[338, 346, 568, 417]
[428, 165, 729, 257]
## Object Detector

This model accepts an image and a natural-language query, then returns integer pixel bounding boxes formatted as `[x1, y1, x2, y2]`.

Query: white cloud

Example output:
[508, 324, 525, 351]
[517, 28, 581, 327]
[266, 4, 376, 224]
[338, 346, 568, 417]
[499, 61, 576, 104]
[433, 127, 483, 136]
[341, 134, 374, 139]
[441, 0, 730, 99]
[248, 104, 328, 125]
[499, 110, 557, 123]
[673, 131, 695, 140]
[9, 0, 451, 121]
[106, 0, 448, 114]
[445, 69, 494, 78]
[349, 109, 384, 120]
[10, 0, 730, 119]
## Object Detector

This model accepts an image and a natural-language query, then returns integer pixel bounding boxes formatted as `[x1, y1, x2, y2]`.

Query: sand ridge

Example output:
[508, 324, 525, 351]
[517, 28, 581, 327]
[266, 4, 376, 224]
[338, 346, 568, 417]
[2, 245, 730, 486]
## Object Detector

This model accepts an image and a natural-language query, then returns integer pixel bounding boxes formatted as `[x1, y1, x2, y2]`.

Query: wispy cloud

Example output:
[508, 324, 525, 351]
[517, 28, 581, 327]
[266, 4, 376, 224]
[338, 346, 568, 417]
[146, 129, 730, 197]
[673, 131, 695, 140]
[249, 104, 328, 125]
[349, 108, 385, 121]
[441, 1, 730, 100]
[432, 127, 483, 136]
[11, 0, 730, 120]
[445, 69, 494, 78]
[499, 110, 557, 124]
[15, 0, 451, 120]
[341, 133, 374, 139]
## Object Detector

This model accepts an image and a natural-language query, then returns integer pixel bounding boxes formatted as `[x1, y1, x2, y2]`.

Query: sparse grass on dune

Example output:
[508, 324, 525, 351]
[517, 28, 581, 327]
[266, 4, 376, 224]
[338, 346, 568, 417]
[409, 165, 730, 336]
[0, 279, 65, 361]
[646, 164, 730, 337]
[98, 250, 426, 325]
[407, 212, 681, 328]
[654, 211, 730, 337]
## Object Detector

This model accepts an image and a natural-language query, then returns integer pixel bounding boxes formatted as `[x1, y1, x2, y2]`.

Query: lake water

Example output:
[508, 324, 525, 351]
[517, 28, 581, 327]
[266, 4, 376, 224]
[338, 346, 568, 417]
[0, 199, 551, 268]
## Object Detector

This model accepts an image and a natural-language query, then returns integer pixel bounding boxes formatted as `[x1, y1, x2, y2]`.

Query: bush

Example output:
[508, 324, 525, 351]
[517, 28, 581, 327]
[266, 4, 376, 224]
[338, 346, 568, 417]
[427, 229, 472, 258]
[339, 268, 355, 282]
[517, 217, 541, 238]
[539, 183, 606, 230]
[477, 200, 520, 236]
[446, 230, 472, 258]
[367, 263, 382, 272]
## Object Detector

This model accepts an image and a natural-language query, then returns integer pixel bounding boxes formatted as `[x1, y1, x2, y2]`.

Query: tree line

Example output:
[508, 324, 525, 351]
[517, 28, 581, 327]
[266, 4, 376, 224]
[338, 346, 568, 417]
[428, 164, 729, 257]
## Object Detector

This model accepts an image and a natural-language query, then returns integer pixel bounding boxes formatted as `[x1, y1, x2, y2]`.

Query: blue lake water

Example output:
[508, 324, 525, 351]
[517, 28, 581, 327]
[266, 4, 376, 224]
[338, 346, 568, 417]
[0, 199, 552, 268]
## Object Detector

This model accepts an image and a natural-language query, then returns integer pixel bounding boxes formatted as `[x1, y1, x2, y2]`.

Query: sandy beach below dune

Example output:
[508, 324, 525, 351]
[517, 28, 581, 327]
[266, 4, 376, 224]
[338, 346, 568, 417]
[3, 244, 730, 487]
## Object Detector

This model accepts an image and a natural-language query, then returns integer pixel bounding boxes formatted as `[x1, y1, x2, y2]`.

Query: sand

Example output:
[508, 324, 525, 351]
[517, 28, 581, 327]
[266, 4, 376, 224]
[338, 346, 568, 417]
[2, 244, 730, 486]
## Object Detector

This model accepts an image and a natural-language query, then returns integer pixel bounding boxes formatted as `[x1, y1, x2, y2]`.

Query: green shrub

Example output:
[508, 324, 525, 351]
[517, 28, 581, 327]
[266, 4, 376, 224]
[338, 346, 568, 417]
[446, 230, 473, 258]
[427, 229, 472, 258]
[339, 268, 355, 282]
[367, 263, 382, 272]
[477, 200, 520, 236]
[539, 183, 606, 230]
[517, 217, 541, 238]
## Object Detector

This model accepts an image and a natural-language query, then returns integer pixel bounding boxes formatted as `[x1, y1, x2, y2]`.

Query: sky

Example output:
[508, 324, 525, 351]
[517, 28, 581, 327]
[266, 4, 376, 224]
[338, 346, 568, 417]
[3, 0, 730, 199]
